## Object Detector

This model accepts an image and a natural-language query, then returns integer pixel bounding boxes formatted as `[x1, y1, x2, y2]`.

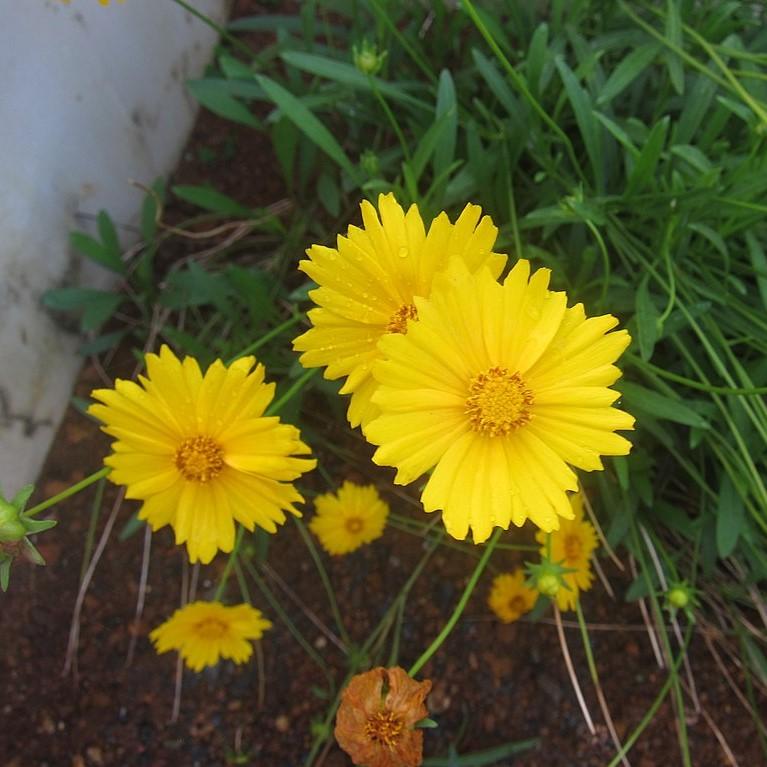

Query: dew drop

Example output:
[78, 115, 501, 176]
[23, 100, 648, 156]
[398, 247, 409, 258]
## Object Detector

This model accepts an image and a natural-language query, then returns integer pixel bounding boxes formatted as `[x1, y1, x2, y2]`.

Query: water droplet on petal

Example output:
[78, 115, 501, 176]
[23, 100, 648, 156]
[398, 247, 408, 258]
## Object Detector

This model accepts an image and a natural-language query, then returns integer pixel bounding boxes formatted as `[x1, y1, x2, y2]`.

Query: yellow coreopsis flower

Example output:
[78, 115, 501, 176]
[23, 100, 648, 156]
[536, 493, 598, 611]
[488, 569, 538, 623]
[309, 481, 389, 555]
[292, 193, 506, 430]
[89, 345, 316, 564]
[366, 260, 634, 542]
[150, 601, 271, 672]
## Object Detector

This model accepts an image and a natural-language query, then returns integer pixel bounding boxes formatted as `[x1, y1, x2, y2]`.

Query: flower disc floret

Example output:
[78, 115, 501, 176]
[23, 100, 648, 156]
[366, 260, 634, 543]
[88, 345, 316, 564]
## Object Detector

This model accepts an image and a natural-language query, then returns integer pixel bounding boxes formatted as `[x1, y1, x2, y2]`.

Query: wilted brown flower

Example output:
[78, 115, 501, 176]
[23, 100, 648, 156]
[335, 666, 432, 767]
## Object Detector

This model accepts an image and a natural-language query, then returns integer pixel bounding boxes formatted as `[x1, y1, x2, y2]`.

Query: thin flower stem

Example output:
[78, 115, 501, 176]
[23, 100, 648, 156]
[575, 602, 630, 767]
[170, 0, 256, 62]
[242, 558, 334, 690]
[293, 518, 352, 648]
[265, 367, 319, 416]
[554, 604, 596, 735]
[606, 624, 694, 767]
[214, 526, 245, 602]
[408, 528, 501, 677]
[26, 466, 111, 517]
[227, 313, 303, 364]
[368, 75, 412, 163]
[303, 537, 440, 767]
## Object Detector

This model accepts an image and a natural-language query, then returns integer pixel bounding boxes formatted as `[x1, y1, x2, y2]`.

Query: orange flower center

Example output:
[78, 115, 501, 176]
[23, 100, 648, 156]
[564, 534, 582, 561]
[509, 595, 527, 614]
[193, 617, 228, 640]
[386, 303, 418, 334]
[365, 709, 404, 747]
[175, 436, 224, 482]
[465, 367, 534, 436]
[345, 516, 364, 534]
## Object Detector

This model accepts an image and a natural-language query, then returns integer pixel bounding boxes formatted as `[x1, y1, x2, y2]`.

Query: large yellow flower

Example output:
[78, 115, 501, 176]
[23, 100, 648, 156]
[89, 345, 316, 564]
[536, 493, 598, 611]
[488, 569, 538, 623]
[292, 193, 506, 430]
[150, 601, 271, 672]
[366, 260, 634, 542]
[309, 481, 389, 555]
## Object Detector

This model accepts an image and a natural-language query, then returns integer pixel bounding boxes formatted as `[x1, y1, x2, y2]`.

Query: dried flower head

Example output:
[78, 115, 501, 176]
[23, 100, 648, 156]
[335, 666, 432, 767]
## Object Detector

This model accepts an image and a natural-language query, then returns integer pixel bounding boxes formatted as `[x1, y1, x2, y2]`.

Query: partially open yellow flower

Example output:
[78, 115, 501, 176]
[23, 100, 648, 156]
[366, 260, 634, 542]
[536, 493, 598, 610]
[89, 345, 316, 564]
[488, 569, 538, 623]
[150, 601, 271, 672]
[335, 666, 432, 767]
[293, 193, 506, 430]
[309, 481, 389, 555]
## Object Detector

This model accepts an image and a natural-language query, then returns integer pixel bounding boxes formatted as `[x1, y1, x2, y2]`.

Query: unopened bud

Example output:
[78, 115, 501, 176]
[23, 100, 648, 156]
[537, 573, 560, 598]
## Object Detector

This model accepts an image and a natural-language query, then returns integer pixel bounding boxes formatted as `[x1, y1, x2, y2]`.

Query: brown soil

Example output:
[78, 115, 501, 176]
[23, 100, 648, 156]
[2, 8, 764, 765]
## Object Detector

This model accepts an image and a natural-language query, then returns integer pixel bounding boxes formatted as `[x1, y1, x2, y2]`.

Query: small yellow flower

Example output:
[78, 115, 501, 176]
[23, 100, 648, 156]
[488, 569, 538, 623]
[89, 345, 316, 564]
[310, 481, 389, 555]
[293, 193, 506, 430]
[536, 493, 598, 611]
[150, 601, 271, 672]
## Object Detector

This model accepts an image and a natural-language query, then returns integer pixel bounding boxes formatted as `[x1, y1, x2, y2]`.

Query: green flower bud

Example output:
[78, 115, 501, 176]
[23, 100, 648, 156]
[667, 586, 689, 609]
[537, 573, 561, 598]
[352, 40, 387, 76]
[0, 500, 26, 543]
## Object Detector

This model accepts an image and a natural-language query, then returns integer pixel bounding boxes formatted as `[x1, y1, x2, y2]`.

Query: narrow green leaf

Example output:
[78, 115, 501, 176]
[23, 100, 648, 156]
[172, 184, 253, 217]
[597, 43, 660, 105]
[670, 144, 713, 173]
[97, 210, 122, 264]
[716, 474, 745, 558]
[555, 56, 604, 191]
[317, 172, 340, 217]
[620, 381, 709, 428]
[626, 116, 669, 196]
[745, 231, 767, 310]
[70, 231, 123, 275]
[434, 69, 457, 180]
[593, 111, 639, 157]
[256, 74, 359, 181]
[665, 0, 685, 94]
[187, 79, 260, 128]
[281, 51, 428, 111]
[526, 23, 549, 99]
[635, 276, 660, 361]
[423, 739, 538, 766]
[410, 110, 455, 181]
[471, 49, 519, 117]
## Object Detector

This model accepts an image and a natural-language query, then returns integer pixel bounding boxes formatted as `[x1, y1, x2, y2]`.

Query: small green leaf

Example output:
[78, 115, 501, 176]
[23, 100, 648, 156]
[434, 69, 457, 181]
[635, 276, 660, 360]
[172, 184, 253, 217]
[619, 382, 708, 428]
[597, 43, 660, 105]
[716, 474, 745, 558]
[187, 79, 260, 128]
[746, 232, 767, 310]
[665, 0, 685, 95]
[626, 116, 669, 196]
[256, 74, 359, 182]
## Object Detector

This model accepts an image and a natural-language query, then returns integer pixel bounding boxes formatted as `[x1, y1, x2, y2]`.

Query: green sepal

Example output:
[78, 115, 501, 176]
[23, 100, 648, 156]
[24, 518, 57, 535]
[0, 557, 11, 592]
[415, 717, 439, 729]
[12, 484, 35, 513]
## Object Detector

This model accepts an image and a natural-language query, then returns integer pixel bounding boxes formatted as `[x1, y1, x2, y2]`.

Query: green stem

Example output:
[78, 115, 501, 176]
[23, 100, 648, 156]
[170, 0, 256, 62]
[293, 517, 352, 647]
[265, 368, 319, 416]
[26, 467, 111, 517]
[242, 557, 334, 689]
[227, 313, 303, 364]
[606, 623, 694, 767]
[368, 75, 412, 163]
[408, 528, 501, 677]
[214, 526, 244, 601]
